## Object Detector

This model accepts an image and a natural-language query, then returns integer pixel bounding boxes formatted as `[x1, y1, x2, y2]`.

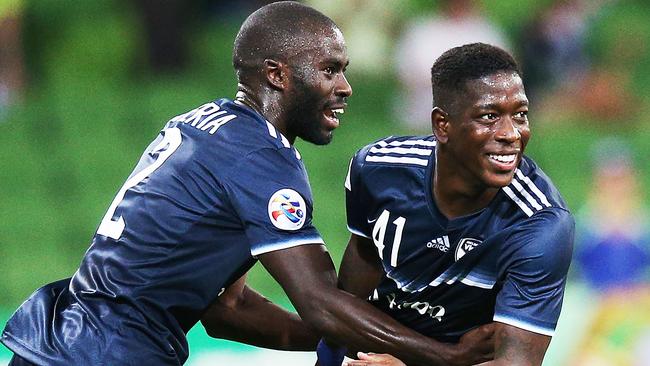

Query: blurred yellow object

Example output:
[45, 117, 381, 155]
[572, 287, 650, 366]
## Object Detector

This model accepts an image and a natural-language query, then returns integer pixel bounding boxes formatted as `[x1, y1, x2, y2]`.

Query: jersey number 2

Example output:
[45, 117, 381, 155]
[97, 127, 182, 239]
[372, 209, 406, 267]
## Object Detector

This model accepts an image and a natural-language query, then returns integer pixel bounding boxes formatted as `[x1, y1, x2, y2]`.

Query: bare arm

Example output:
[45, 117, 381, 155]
[345, 322, 550, 366]
[338, 234, 493, 365]
[200, 273, 319, 351]
[478, 322, 550, 366]
[337, 234, 384, 298]
[259, 238, 492, 366]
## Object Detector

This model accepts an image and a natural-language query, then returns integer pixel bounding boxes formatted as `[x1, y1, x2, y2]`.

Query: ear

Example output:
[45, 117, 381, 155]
[431, 107, 449, 144]
[264, 59, 288, 91]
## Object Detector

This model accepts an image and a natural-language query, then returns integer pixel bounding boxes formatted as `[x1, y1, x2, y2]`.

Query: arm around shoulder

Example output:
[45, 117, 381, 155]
[260, 241, 494, 366]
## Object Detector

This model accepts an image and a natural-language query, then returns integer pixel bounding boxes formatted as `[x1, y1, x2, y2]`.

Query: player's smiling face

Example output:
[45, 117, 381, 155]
[445, 71, 530, 188]
[284, 27, 352, 145]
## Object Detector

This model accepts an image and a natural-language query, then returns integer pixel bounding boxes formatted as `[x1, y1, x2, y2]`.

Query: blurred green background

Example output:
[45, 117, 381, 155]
[1, 0, 649, 364]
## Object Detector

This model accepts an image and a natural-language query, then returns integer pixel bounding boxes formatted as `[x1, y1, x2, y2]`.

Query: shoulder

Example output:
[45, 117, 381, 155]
[351, 135, 435, 172]
[519, 207, 575, 240]
[502, 207, 575, 273]
[518, 156, 567, 209]
[346, 135, 434, 191]
[171, 98, 303, 168]
[168, 98, 242, 134]
[501, 156, 570, 219]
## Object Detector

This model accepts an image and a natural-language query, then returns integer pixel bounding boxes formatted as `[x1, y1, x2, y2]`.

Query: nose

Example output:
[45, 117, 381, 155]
[335, 73, 353, 98]
[495, 117, 520, 143]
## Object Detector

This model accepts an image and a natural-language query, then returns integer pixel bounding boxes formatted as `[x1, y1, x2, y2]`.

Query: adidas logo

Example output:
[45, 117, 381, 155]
[426, 235, 450, 252]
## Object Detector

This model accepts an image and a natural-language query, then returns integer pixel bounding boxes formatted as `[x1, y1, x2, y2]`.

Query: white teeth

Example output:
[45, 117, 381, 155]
[332, 108, 344, 114]
[489, 154, 516, 163]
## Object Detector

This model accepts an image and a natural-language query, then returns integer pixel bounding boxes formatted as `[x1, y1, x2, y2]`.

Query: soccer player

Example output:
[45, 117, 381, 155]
[320, 43, 575, 366]
[1, 3, 493, 366]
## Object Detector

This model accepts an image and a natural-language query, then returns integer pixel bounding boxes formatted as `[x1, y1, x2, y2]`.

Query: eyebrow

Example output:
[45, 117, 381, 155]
[322, 57, 349, 66]
[475, 100, 529, 110]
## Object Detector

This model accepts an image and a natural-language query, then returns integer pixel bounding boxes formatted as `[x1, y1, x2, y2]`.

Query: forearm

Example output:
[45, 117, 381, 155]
[201, 285, 319, 351]
[320, 236, 454, 365]
[260, 245, 487, 366]
[298, 286, 457, 365]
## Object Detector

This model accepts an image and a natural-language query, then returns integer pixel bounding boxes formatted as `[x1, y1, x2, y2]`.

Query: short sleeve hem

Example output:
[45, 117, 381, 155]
[493, 314, 555, 337]
[251, 235, 324, 257]
[347, 225, 370, 238]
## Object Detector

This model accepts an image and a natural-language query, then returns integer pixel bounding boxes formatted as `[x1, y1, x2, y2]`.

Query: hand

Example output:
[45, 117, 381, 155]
[343, 352, 406, 366]
[448, 323, 495, 366]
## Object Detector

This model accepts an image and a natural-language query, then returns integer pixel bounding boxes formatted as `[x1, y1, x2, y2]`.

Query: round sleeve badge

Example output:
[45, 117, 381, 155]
[268, 188, 307, 231]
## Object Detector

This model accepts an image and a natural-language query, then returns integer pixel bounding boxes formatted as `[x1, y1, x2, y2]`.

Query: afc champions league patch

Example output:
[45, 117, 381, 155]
[455, 238, 483, 261]
[268, 189, 307, 231]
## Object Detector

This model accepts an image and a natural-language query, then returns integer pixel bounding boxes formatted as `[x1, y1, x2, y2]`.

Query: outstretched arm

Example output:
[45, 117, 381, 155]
[259, 238, 493, 366]
[337, 234, 493, 365]
[337, 211, 566, 366]
[200, 273, 319, 351]
[344, 322, 550, 366]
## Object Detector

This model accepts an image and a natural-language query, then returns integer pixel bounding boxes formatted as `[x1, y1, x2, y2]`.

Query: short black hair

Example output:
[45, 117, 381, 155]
[233, 1, 337, 81]
[431, 43, 521, 110]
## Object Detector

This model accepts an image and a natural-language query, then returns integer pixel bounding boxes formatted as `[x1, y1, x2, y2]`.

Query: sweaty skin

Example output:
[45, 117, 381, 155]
[340, 71, 555, 366]
[337, 234, 495, 365]
[201, 4, 495, 365]
[433, 71, 530, 219]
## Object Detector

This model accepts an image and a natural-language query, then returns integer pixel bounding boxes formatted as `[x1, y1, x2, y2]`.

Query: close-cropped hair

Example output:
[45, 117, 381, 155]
[233, 1, 336, 78]
[431, 43, 521, 108]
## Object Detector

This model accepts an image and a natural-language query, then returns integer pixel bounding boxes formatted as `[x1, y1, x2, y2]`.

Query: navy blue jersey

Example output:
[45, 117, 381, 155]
[1, 99, 324, 365]
[345, 136, 574, 342]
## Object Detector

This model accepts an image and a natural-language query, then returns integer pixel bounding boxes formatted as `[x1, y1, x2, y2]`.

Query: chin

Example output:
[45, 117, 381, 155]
[485, 172, 516, 188]
[311, 134, 333, 146]
[300, 129, 333, 146]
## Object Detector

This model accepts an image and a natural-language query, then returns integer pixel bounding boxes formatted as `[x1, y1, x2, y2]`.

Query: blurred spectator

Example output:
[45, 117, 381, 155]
[305, 0, 402, 76]
[572, 292, 650, 366]
[0, 0, 25, 118]
[133, 0, 274, 74]
[134, 0, 190, 73]
[575, 138, 650, 292]
[574, 6, 647, 123]
[393, 0, 509, 132]
[518, 0, 593, 101]
[571, 137, 650, 365]
[519, 0, 644, 123]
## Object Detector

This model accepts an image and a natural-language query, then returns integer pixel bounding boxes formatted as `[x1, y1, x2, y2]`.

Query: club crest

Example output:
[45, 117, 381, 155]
[455, 238, 482, 261]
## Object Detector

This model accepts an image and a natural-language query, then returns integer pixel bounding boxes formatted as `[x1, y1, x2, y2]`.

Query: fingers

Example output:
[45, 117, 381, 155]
[342, 352, 406, 366]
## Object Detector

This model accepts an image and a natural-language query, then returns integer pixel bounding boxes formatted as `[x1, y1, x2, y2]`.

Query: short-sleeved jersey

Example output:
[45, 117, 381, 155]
[345, 135, 574, 342]
[1, 99, 324, 365]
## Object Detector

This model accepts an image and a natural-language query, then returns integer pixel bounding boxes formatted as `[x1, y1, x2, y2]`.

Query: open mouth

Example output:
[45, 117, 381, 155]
[323, 107, 345, 128]
[487, 153, 518, 170]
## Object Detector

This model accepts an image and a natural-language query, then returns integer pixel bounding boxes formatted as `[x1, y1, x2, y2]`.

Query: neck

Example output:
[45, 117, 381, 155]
[433, 153, 499, 219]
[234, 86, 267, 117]
[235, 84, 293, 144]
